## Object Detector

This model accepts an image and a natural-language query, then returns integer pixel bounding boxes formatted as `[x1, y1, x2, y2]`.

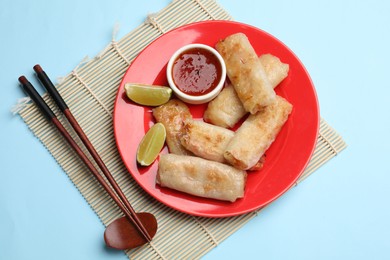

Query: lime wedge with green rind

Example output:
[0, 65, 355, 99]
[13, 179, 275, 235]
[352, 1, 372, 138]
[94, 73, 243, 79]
[125, 83, 172, 106]
[136, 123, 166, 166]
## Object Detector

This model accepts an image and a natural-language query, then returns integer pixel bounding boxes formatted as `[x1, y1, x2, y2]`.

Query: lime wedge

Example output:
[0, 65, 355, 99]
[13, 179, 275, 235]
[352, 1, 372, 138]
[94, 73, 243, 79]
[125, 83, 172, 106]
[136, 123, 166, 166]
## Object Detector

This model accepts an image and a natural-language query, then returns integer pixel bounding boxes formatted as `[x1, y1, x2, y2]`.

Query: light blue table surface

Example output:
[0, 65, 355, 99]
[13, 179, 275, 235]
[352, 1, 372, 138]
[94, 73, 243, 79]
[1, 0, 389, 259]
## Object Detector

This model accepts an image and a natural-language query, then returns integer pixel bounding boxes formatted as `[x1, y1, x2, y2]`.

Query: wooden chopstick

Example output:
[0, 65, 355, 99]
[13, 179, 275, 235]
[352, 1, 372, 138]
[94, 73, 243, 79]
[18, 75, 152, 242]
[33, 65, 153, 241]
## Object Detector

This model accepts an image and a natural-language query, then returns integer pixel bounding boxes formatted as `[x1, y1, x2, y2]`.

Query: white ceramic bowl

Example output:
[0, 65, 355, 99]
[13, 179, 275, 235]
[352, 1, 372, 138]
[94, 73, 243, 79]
[166, 43, 226, 104]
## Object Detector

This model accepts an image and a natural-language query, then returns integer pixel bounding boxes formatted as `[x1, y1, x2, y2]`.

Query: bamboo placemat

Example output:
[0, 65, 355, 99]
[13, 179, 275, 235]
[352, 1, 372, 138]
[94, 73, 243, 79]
[15, 0, 346, 259]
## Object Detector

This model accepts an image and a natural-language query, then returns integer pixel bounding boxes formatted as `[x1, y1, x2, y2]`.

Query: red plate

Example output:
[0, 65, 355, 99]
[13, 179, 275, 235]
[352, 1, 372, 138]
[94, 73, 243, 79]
[113, 21, 319, 217]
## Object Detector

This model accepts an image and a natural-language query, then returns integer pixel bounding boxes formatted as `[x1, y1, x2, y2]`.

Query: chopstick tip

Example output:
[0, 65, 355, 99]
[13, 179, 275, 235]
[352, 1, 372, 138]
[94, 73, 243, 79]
[18, 75, 28, 85]
[33, 64, 43, 73]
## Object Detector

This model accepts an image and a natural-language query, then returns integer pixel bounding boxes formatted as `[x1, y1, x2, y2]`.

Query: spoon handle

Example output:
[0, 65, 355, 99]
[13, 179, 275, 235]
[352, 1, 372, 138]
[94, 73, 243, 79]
[19, 76, 151, 242]
[33, 64, 152, 241]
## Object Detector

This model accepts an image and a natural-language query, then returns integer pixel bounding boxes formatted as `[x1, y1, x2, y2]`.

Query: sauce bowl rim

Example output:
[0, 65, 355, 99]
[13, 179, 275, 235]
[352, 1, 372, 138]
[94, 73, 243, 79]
[166, 43, 226, 104]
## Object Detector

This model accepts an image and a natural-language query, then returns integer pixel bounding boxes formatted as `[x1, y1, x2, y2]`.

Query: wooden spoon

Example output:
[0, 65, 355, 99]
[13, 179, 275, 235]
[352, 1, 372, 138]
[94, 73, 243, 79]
[105, 213, 157, 249]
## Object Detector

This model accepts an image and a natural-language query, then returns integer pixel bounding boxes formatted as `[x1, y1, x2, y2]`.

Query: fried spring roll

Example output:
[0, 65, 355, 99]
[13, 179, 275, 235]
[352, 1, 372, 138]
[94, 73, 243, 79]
[152, 99, 192, 155]
[224, 96, 293, 170]
[204, 84, 246, 128]
[180, 119, 234, 163]
[216, 33, 276, 114]
[204, 54, 289, 128]
[250, 155, 266, 171]
[157, 154, 247, 202]
[259, 54, 289, 87]
[180, 119, 266, 171]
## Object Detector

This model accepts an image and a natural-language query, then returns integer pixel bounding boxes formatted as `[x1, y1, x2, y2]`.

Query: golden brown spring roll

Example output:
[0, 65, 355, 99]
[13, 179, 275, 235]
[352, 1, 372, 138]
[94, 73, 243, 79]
[259, 54, 289, 87]
[157, 154, 247, 202]
[204, 54, 289, 128]
[224, 96, 293, 170]
[204, 84, 246, 128]
[250, 155, 266, 171]
[180, 119, 266, 171]
[152, 99, 192, 155]
[180, 119, 234, 163]
[216, 33, 276, 114]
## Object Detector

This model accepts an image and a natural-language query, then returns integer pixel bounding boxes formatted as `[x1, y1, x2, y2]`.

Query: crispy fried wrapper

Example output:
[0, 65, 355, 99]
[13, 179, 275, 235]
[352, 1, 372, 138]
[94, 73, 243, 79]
[180, 119, 266, 171]
[157, 154, 247, 202]
[180, 119, 235, 163]
[216, 33, 276, 114]
[224, 96, 293, 170]
[204, 54, 289, 128]
[152, 99, 192, 155]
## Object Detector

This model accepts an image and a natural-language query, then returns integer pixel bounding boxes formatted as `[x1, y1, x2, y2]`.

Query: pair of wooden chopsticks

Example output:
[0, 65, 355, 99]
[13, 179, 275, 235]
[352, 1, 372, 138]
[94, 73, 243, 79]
[18, 65, 152, 242]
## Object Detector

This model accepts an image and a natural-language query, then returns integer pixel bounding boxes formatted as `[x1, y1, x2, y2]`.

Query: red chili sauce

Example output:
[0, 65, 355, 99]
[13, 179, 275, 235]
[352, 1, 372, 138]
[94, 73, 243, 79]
[172, 47, 222, 96]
